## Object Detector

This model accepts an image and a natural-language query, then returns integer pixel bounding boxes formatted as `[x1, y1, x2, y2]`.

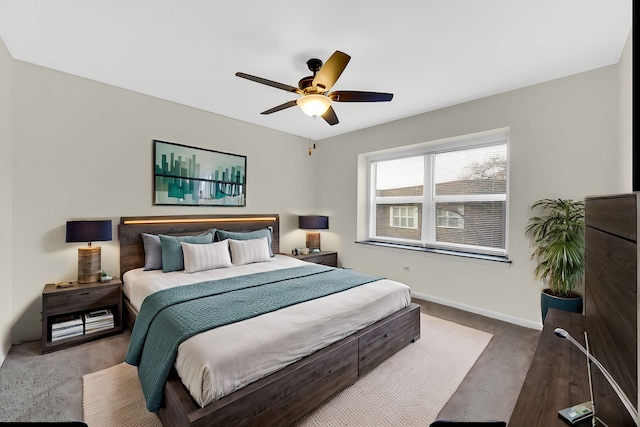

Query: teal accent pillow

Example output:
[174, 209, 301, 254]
[216, 227, 274, 257]
[159, 231, 215, 272]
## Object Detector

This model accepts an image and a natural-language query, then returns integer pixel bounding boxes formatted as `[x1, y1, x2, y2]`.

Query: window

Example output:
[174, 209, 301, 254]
[367, 132, 508, 257]
[437, 205, 464, 229]
[390, 206, 419, 229]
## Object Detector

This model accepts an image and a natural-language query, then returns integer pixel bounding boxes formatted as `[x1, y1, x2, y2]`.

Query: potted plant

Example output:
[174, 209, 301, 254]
[525, 198, 585, 322]
[100, 269, 112, 283]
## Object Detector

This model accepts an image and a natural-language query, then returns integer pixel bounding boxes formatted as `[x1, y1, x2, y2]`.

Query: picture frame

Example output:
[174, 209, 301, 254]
[153, 140, 247, 207]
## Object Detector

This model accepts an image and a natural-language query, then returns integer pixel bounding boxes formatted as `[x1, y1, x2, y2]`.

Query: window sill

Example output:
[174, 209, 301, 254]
[356, 240, 511, 265]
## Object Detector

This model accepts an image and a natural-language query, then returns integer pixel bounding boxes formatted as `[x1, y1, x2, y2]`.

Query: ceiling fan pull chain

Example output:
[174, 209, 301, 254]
[308, 118, 319, 155]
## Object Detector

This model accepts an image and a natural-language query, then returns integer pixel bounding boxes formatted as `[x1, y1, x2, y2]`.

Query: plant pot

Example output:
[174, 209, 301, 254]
[541, 289, 583, 323]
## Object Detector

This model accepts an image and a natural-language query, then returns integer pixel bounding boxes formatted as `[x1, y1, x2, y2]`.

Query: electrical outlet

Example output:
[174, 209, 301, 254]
[402, 266, 411, 272]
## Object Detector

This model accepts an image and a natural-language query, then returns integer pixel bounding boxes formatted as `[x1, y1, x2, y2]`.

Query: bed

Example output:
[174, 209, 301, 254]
[119, 214, 421, 427]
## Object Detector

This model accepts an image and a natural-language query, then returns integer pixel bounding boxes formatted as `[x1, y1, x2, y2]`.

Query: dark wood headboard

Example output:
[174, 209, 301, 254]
[118, 214, 280, 278]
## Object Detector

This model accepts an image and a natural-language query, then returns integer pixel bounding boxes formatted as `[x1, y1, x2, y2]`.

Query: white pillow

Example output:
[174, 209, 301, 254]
[180, 240, 233, 273]
[228, 237, 272, 266]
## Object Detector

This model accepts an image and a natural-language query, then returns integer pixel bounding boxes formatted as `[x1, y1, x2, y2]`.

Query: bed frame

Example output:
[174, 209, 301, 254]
[119, 214, 421, 427]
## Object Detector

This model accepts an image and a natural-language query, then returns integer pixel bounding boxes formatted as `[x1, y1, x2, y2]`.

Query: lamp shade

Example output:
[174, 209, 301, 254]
[299, 215, 329, 230]
[296, 95, 332, 117]
[66, 220, 112, 244]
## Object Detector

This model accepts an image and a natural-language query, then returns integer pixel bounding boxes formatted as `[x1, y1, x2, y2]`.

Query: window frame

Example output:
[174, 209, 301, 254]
[366, 131, 509, 258]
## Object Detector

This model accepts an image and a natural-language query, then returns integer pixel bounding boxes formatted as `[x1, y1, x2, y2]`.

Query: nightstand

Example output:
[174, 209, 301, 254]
[41, 278, 123, 353]
[289, 251, 338, 267]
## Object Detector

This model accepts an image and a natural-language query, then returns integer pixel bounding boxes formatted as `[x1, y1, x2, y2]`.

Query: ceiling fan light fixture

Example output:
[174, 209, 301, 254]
[297, 94, 331, 117]
[236, 50, 392, 126]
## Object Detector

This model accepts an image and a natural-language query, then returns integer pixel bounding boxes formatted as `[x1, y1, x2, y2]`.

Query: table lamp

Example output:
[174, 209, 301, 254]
[298, 215, 329, 252]
[66, 220, 112, 283]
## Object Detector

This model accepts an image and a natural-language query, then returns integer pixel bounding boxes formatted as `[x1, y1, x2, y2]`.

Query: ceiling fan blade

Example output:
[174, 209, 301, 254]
[260, 100, 298, 115]
[329, 91, 394, 102]
[312, 51, 351, 93]
[321, 105, 339, 126]
[235, 72, 302, 94]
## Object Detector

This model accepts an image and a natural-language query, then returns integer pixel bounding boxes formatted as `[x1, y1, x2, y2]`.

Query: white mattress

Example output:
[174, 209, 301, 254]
[123, 255, 411, 407]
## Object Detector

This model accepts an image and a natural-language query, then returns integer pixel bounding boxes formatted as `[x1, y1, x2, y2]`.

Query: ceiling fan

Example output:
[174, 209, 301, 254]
[235, 51, 393, 126]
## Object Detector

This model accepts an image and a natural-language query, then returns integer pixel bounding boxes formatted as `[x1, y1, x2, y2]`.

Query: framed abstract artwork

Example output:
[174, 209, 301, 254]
[153, 140, 247, 207]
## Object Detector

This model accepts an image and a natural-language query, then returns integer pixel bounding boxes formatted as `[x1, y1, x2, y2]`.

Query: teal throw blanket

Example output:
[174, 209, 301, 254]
[125, 264, 382, 412]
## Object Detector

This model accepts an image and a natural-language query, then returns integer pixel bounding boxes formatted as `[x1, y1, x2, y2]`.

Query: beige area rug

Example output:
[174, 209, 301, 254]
[83, 314, 492, 427]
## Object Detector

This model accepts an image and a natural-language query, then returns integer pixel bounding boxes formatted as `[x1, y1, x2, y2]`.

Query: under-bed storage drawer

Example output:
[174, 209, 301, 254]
[357, 303, 421, 375]
[162, 335, 359, 427]
[158, 303, 421, 427]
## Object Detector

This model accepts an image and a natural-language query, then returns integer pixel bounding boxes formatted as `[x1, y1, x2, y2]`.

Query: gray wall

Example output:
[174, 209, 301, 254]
[8, 58, 315, 343]
[0, 28, 633, 361]
[617, 29, 633, 190]
[0, 36, 13, 364]
[313, 46, 630, 328]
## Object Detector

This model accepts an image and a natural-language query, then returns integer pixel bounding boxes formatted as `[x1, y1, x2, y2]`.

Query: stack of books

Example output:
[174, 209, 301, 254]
[83, 309, 114, 334]
[51, 314, 83, 342]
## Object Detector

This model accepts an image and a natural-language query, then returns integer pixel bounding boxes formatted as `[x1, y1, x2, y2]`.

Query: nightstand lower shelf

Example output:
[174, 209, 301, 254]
[43, 324, 123, 353]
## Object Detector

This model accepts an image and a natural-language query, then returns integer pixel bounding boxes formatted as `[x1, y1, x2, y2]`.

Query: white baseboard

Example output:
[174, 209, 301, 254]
[412, 291, 543, 331]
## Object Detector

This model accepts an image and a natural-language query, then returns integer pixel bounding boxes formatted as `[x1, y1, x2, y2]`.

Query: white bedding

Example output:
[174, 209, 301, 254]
[123, 255, 411, 407]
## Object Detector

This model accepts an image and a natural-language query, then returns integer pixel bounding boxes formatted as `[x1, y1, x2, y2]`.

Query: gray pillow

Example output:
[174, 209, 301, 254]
[141, 233, 162, 271]
[215, 227, 274, 257]
[159, 232, 215, 272]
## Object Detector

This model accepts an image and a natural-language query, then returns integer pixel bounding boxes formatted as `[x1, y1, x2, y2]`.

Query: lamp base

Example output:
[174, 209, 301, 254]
[78, 247, 101, 283]
[306, 231, 321, 252]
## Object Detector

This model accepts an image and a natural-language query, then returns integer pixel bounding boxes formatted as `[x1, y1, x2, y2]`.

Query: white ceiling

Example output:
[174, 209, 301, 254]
[0, 1, 632, 141]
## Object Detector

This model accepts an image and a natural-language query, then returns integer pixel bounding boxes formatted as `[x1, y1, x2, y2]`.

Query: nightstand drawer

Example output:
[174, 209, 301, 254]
[46, 286, 120, 316]
[308, 252, 337, 267]
[288, 251, 338, 267]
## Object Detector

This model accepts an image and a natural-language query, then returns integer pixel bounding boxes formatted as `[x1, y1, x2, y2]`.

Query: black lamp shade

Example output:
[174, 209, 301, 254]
[298, 215, 329, 230]
[66, 220, 112, 243]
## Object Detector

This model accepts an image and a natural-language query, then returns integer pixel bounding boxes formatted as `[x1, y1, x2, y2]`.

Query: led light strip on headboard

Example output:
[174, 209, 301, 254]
[122, 217, 277, 225]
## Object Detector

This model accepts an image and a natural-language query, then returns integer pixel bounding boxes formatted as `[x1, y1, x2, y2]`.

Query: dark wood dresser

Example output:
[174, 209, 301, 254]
[509, 309, 591, 426]
[511, 193, 638, 426]
[584, 193, 637, 426]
